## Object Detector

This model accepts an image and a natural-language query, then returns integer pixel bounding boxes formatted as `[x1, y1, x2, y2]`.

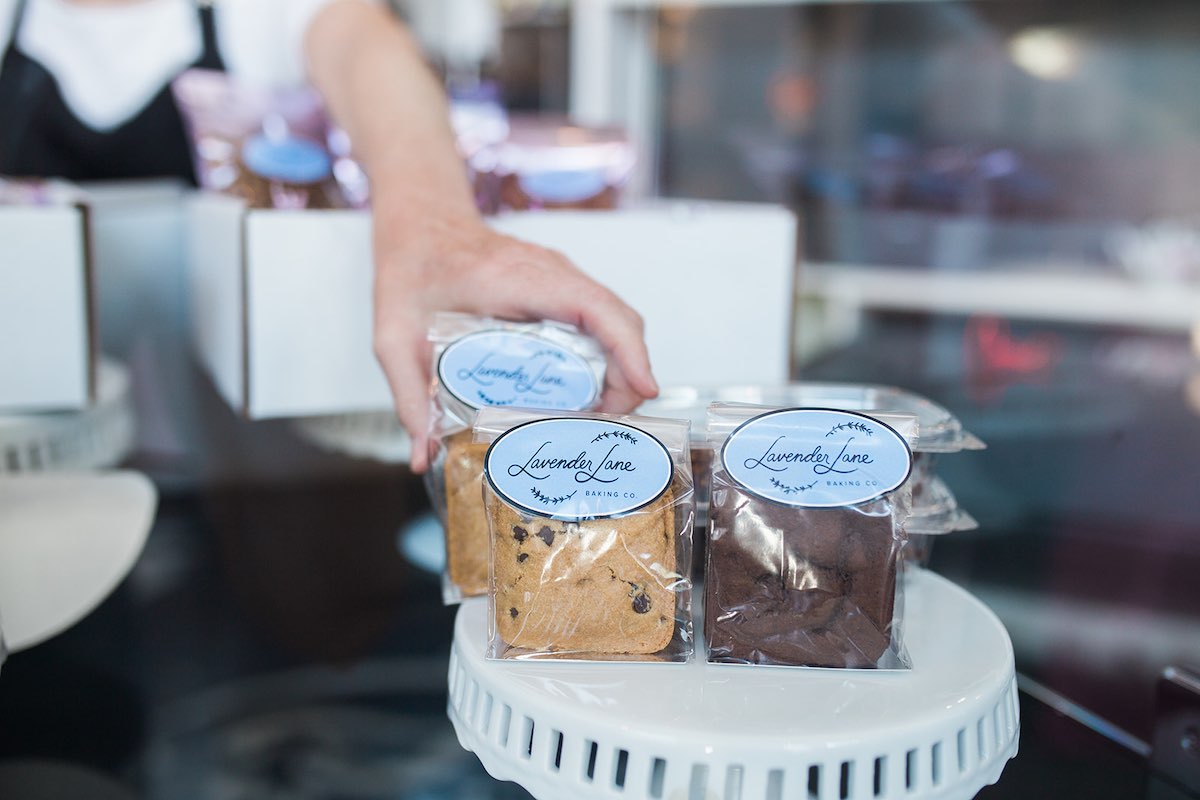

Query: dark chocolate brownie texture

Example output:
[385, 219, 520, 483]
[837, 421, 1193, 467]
[704, 481, 898, 668]
[690, 446, 714, 580]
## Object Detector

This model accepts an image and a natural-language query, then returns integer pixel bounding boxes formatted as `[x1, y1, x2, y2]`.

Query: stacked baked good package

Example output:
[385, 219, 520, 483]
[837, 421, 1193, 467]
[468, 115, 636, 214]
[639, 383, 983, 568]
[425, 313, 607, 603]
[704, 404, 917, 669]
[172, 69, 353, 209]
[475, 408, 694, 662]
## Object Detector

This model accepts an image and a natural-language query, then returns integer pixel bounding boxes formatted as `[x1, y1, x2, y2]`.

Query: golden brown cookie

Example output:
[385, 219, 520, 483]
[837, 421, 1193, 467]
[444, 431, 491, 596]
[488, 485, 678, 655]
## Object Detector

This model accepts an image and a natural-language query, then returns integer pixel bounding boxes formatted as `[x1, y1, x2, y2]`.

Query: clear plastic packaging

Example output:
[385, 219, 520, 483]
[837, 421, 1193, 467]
[640, 383, 981, 543]
[449, 81, 510, 161]
[426, 313, 607, 604]
[905, 473, 979, 568]
[639, 382, 984, 454]
[907, 473, 978, 535]
[704, 403, 915, 669]
[475, 408, 694, 662]
[172, 69, 349, 209]
[470, 114, 636, 214]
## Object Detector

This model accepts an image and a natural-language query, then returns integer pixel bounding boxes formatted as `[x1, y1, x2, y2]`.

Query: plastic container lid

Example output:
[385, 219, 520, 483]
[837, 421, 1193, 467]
[472, 115, 635, 182]
[518, 169, 610, 204]
[908, 475, 979, 534]
[638, 383, 985, 454]
[241, 133, 332, 184]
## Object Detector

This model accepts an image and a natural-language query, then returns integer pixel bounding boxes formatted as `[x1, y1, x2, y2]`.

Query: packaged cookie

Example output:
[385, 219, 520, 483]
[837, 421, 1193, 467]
[476, 408, 694, 662]
[425, 313, 606, 603]
[172, 69, 348, 209]
[704, 404, 916, 669]
[469, 115, 635, 214]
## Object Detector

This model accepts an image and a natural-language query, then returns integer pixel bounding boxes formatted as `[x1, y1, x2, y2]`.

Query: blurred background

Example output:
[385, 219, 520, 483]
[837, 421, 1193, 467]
[2, 0, 1198, 798]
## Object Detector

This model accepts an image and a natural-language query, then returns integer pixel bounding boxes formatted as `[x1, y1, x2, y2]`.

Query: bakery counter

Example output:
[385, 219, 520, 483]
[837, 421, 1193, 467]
[0, 466, 1187, 798]
[1, 311, 1196, 798]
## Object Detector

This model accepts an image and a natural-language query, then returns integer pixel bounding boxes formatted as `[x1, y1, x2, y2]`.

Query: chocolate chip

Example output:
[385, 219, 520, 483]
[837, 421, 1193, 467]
[536, 526, 555, 547]
[512, 526, 528, 542]
[509, 607, 519, 618]
[632, 592, 651, 614]
[517, 553, 529, 563]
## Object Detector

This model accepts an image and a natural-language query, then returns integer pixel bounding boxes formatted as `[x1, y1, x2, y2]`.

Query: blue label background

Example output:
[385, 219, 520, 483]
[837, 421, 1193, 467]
[486, 419, 673, 519]
[722, 409, 912, 508]
[439, 331, 599, 411]
[241, 134, 331, 183]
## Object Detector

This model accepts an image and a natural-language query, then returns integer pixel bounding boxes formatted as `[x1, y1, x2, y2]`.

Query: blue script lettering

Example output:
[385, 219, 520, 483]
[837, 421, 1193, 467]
[457, 352, 565, 395]
[573, 444, 636, 484]
[506, 442, 637, 484]
[744, 435, 874, 476]
[744, 436, 830, 473]
[812, 438, 874, 476]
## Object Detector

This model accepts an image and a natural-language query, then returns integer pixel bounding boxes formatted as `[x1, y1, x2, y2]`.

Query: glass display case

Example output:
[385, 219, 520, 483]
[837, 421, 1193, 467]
[636, 1, 1200, 795]
[568, 0, 1200, 794]
[2, 2, 1198, 799]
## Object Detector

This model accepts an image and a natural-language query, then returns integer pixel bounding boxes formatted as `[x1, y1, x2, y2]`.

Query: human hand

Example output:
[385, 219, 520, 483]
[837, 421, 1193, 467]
[304, 4, 655, 473]
[372, 212, 660, 473]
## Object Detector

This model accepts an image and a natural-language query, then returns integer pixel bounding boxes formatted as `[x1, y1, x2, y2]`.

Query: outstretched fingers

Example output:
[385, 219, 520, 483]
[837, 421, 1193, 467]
[472, 251, 660, 407]
[374, 316, 433, 473]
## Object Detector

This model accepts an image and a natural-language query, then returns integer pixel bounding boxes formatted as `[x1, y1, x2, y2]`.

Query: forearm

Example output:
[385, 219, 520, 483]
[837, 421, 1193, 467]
[304, 1, 478, 233]
[303, 2, 658, 470]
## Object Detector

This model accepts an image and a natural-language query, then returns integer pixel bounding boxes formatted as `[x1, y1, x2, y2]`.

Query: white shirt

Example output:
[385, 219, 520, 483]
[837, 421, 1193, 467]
[0, 0, 360, 132]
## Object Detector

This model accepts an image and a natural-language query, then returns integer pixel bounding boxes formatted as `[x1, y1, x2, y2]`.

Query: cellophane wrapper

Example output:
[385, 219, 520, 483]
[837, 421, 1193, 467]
[476, 408, 694, 663]
[425, 313, 606, 604]
[172, 69, 356, 208]
[703, 403, 916, 669]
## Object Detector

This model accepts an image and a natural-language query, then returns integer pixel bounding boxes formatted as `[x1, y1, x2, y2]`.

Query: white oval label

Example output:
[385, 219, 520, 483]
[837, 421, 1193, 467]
[485, 418, 673, 520]
[721, 409, 912, 508]
[438, 331, 599, 411]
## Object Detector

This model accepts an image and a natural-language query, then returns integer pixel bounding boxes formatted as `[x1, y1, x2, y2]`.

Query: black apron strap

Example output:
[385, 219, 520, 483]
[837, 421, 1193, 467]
[0, 0, 51, 174]
[195, 2, 224, 71]
[0, 0, 227, 181]
[5, 0, 27, 47]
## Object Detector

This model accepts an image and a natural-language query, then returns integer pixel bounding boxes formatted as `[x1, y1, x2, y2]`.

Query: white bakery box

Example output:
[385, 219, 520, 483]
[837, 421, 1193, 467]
[0, 186, 96, 413]
[185, 196, 798, 420]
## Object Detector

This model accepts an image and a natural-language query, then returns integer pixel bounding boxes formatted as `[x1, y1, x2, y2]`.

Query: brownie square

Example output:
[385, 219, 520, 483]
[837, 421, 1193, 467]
[704, 483, 899, 668]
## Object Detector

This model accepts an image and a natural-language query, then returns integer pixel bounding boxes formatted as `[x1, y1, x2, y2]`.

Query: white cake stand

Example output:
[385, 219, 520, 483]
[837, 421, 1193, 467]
[448, 568, 1018, 800]
[291, 410, 411, 464]
[0, 360, 151, 663]
[0, 359, 135, 474]
[0, 471, 157, 653]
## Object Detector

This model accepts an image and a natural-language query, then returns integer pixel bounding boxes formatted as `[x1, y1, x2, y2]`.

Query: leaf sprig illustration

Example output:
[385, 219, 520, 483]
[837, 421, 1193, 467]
[591, 429, 638, 445]
[826, 421, 872, 437]
[531, 487, 576, 505]
[530, 349, 567, 362]
[769, 477, 818, 495]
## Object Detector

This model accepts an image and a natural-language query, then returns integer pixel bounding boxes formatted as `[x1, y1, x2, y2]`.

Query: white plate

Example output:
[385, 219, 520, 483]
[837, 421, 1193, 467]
[0, 471, 157, 652]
